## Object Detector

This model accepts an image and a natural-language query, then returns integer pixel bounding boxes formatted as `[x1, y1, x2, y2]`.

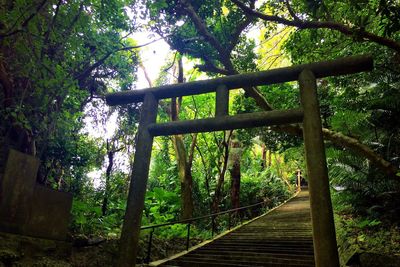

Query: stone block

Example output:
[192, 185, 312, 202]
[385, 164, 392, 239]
[0, 149, 73, 241]
[26, 185, 73, 240]
[0, 149, 39, 233]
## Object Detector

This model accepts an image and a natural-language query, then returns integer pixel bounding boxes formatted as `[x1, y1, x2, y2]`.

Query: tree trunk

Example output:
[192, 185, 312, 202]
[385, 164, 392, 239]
[229, 139, 241, 209]
[102, 142, 114, 216]
[182, 164, 194, 218]
[102, 140, 124, 216]
[139, 62, 153, 88]
[212, 131, 232, 214]
[274, 153, 292, 190]
[261, 143, 267, 170]
[171, 55, 195, 219]
[196, 143, 212, 208]
[0, 61, 13, 109]
[268, 149, 272, 167]
[171, 133, 194, 219]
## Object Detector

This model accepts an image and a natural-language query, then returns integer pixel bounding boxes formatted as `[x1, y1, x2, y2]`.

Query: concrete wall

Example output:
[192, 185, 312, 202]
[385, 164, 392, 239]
[27, 185, 73, 240]
[0, 149, 72, 241]
[0, 149, 39, 234]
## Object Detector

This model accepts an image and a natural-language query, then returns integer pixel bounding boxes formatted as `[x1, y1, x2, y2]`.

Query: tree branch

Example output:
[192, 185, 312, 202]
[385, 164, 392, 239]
[273, 124, 399, 179]
[231, 0, 400, 53]
[162, 51, 178, 72]
[187, 133, 197, 169]
[49, 1, 84, 57]
[179, 0, 235, 71]
[285, 0, 300, 21]
[139, 62, 153, 88]
[195, 62, 230, 75]
[226, 16, 255, 53]
[321, 128, 398, 179]
[0, 0, 48, 39]
[74, 38, 162, 82]
[175, 0, 275, 110]
[41, 0, 63, 59]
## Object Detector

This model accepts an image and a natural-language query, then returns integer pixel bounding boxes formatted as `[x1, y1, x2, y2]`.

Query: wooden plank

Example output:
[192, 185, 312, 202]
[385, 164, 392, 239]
[106, 55, 372, 105]
[148, 109, 303, 136]
[117, 93, 158, 267]
[299, 70, 339, 267]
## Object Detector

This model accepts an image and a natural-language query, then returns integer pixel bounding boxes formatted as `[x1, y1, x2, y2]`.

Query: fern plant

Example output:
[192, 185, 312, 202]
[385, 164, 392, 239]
[327, 147, 400, 222]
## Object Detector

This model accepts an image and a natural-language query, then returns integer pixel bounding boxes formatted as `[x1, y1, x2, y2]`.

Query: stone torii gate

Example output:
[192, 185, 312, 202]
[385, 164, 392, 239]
[105, 55, 373, 267]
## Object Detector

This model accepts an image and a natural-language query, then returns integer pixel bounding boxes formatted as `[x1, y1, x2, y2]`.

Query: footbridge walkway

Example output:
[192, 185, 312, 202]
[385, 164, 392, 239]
[151, 189, 314, 267]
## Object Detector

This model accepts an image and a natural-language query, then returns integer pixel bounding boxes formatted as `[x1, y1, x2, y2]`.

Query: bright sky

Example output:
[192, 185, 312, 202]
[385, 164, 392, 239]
[135, 32, 171, 88]
[85, 32, 171, 187]
[84, 33, 170, 136]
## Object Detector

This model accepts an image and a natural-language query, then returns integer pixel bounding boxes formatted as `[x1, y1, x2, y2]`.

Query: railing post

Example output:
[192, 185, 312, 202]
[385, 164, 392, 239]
[211, 216, 215, 237]
[228, 211, 231, 230]
[299, 70, 339, 267]
[186, 223, 191, 250]
[297, 169, 302, 192]
[117, 93, 158, 267]
[145, 228, 155, 264]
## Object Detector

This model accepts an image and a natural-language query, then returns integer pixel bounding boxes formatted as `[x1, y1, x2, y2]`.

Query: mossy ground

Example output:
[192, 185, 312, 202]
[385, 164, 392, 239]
[0, 232, 203, 267]
[336, 212, 400, 266]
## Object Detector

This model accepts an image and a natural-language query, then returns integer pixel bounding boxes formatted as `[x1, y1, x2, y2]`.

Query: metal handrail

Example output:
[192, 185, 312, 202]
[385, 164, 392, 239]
[141, 201, 265, 230]
[141, 200, 268, 263]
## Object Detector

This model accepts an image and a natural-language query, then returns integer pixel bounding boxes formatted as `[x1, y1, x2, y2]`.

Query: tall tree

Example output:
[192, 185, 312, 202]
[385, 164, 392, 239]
[102, 139, 124, 216]
[149, 53, 198, 219]
[229, 138, 242, 209]
[171, 55, 197, 219]
[0, 0, 141, 190]
[212, 130, 233, 214]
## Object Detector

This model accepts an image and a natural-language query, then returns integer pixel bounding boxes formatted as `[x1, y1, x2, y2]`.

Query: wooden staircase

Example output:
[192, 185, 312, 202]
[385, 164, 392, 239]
[151, 190, 315, 267]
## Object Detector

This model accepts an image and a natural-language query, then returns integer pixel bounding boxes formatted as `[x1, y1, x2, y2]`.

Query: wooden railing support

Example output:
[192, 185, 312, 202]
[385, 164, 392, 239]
[296, 169, 302, 192]
[117, 93, 158, 267]
[145, 228, 155, 264]
[299, 70, 339, 267]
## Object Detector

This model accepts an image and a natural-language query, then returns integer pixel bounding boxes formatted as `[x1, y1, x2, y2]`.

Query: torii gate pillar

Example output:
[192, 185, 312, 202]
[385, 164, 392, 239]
[117, 93, 158, 267]
[299, 70, 340, 267]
